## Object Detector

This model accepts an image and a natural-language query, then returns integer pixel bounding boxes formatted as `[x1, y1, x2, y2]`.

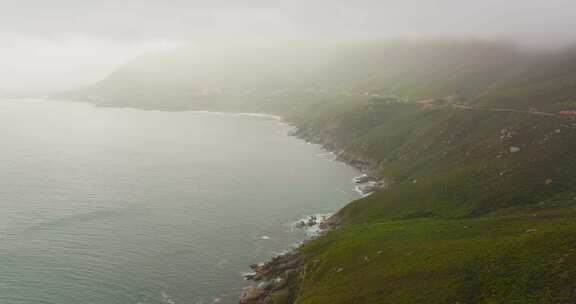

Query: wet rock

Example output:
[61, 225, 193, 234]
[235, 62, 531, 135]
[357, 182, 378, 195]
[353, 174, 377, 184]
[258, 280, 275, 291]
[356, 179, 387, 195]
[240, 286, 266, 304]
[319, 215, 339, 230]
[241, 252, 302, 303]
[247, 252, 300, 282]
[272, 270, 296, 291]
[295, 215, 320, 228]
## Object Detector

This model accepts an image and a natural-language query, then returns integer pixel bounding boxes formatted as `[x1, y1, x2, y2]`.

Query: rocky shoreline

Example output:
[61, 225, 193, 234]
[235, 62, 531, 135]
[238, 124, 386, 304]
[239, 251, 300, 304]
[66, 101, 382, 304]
[289, 125, 387, 195]
[239, 214, 336, 304]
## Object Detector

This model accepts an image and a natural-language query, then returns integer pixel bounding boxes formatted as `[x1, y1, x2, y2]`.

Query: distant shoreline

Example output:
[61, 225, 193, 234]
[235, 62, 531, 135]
[36, 97, 370, 304]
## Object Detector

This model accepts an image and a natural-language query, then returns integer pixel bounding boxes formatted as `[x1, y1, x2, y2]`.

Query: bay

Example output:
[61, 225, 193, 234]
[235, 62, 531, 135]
[0, 98, 359, 304]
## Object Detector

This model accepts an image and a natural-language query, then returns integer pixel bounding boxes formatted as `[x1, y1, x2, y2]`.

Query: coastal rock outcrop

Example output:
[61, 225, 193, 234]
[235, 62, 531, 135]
[240, 286, 266, 304]
[240, 251, 301, 304]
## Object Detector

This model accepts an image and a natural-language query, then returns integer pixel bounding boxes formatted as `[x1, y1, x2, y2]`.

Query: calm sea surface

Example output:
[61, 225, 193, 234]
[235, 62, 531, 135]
[0, 98, 359, 304]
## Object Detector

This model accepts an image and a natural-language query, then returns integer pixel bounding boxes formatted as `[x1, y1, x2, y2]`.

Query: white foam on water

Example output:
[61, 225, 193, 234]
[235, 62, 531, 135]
[316, 152, 337, 161]
[241, 271, 257, 278]
[352, 173, 368, 183]
[187, 110, 282, 121]
[292, 213, 333, 237]
[215, 259, 228, 268]
[161, 291, 176, 304]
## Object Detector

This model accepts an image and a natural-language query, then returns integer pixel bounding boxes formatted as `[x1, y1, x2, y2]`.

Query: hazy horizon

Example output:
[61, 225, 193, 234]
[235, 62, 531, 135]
[2, 2, 576, 304]
[2, 0, 576, 93]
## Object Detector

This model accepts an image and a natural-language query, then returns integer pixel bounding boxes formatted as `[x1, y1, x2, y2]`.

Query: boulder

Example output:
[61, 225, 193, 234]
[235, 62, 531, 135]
[240, 286, 266, 304]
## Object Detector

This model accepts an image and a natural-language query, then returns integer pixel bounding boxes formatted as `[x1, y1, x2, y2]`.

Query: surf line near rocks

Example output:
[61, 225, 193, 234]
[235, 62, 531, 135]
[239, 213, 336, 304]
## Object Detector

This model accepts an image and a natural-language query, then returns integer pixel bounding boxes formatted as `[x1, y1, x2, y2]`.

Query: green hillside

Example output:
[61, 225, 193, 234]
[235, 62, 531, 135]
[259, 49, 576, 303]
[297, 209, 576, 304]
[77, 40, 576, 303]
[476, 46, 576, 112]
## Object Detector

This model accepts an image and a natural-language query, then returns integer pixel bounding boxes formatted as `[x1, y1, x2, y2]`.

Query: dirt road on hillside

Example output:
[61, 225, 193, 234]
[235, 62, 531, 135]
[449, 104, 563, 118]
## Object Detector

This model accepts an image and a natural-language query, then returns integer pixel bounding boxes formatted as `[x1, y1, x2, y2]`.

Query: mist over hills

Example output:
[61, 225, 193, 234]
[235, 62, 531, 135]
[75, 39, 576, 115]
[77, 43, 334, 109]
[5, 0, 576, 302]
[73, 39, 576, 303]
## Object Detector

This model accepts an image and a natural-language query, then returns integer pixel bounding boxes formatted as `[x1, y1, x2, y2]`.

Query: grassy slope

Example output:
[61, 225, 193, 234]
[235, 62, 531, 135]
[78, 40, 576, 303]
[476, 46, 576, 112]
[313, 40, 527, 101]
[298, 209, 576, 304]
[277, 103, 576, 303]
[269, 51, 576, 304]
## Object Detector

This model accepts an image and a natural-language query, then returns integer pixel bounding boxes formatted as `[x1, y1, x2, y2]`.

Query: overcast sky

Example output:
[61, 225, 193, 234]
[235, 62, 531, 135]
[1, 0, 576, 93]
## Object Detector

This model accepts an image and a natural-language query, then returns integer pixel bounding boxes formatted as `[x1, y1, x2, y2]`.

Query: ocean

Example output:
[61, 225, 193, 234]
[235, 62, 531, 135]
[0, 98, 359, 304]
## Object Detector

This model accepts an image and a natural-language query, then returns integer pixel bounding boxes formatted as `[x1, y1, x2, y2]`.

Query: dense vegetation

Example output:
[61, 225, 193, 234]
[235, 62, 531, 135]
[78, 40, 576, 303]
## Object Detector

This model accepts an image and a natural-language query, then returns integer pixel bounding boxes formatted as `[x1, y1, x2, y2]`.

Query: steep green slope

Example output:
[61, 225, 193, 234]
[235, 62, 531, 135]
[297, 209, 576, 304]
[255, 100, 576, 303]
[262, 52, 576, 302]
[312, 40, 527, 101]
[77, 39, 576, 303]
[476, 47, 576, 112]
[331, 110, 574, 219]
